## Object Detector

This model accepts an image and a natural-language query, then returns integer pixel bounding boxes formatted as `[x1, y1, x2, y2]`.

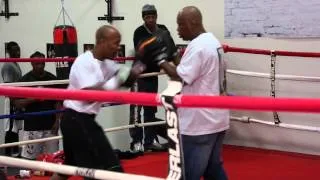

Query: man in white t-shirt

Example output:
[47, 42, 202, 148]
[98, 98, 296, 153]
[51, 25, 147, 180]
[137, 6, 230, 180]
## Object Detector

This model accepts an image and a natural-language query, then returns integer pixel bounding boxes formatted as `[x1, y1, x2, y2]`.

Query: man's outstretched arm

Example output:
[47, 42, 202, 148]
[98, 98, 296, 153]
[160, 61, 181, 82]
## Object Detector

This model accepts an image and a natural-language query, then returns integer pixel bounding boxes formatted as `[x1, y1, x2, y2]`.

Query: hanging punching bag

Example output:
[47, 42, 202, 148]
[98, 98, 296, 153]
[53, 25, 78, 80]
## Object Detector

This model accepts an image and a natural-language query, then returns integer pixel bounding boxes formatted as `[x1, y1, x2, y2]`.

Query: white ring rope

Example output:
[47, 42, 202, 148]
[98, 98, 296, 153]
[2, 69, 319, 87]
[0, 156, 163, 180]
[227, 69, 320, 82]
[230, 116, 320, 132]
[0, 79, 69, 87]
[0, 71, 166, 87]
[0, 121, 166, 148]
[1, 115, 320, 149]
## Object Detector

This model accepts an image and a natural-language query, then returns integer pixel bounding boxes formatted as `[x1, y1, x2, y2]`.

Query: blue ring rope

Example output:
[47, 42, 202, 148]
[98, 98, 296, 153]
[0, 103, 124, 120]
[0, 109, 66, 119]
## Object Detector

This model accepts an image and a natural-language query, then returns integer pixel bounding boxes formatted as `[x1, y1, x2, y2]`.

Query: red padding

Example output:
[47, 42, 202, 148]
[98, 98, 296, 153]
[223, 45, 270, 55]
[1, 86, 320, 113]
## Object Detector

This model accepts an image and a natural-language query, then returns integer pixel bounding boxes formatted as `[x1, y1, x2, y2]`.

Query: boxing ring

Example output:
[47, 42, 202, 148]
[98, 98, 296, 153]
[0, 45, 319, 179]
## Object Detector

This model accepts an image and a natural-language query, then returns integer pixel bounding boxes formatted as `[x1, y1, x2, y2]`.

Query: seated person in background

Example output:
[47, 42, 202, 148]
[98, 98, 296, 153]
[13, 51, 60, 160]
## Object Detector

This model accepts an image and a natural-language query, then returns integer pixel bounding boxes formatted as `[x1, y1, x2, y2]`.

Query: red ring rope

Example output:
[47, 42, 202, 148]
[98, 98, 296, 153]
[1, 44, 320, 63]
[223, 45, 320, 57]
[0, 86, 320, 113]
[0, 56, 135, 62]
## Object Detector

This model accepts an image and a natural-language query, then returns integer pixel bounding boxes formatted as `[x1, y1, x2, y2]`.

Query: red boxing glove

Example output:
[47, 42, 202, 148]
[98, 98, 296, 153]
[37, 150, 64, 164]
[36, 150, 65, 176]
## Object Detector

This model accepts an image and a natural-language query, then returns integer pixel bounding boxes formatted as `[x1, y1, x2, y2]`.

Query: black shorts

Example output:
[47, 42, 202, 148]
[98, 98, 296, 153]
[61, 109, 123, 173]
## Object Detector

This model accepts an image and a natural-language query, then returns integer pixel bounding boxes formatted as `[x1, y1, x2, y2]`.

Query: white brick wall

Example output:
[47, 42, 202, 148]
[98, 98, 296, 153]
[225, 0, 320, 38]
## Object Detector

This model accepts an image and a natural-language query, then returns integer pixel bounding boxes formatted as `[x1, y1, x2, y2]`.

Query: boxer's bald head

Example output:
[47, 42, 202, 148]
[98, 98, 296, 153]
[177, 6, 205, 41]
[94, 25, 121, 60]
[95, 25, 120, 44]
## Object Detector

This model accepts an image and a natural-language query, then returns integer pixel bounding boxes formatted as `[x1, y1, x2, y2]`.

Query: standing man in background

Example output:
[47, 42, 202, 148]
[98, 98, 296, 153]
[1, 41, 23, 157]
[129, 4, 176, 153]
[13, 51, 60, 160]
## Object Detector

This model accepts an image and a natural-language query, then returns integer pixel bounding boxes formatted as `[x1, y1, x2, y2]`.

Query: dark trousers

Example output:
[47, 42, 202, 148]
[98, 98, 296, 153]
[61, 109, 123, 180]
[182, 131, 228, 180]
[129, 77, 167, 145]
[4, 119, 19, 156]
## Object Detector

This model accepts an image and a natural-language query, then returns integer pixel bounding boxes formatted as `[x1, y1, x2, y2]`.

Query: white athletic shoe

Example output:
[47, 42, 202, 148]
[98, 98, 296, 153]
[130, 142, 144, 153]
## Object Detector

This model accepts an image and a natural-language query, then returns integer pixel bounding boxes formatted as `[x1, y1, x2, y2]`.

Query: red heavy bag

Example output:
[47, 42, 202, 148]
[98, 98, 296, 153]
[53, 25, 78, 80]
[54, 25, 77, 44]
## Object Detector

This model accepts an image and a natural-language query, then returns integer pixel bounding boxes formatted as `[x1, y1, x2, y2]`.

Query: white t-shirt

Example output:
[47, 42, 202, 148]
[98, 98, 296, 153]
[176, 33, 230, 136]
[64, 51, 120, 114]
